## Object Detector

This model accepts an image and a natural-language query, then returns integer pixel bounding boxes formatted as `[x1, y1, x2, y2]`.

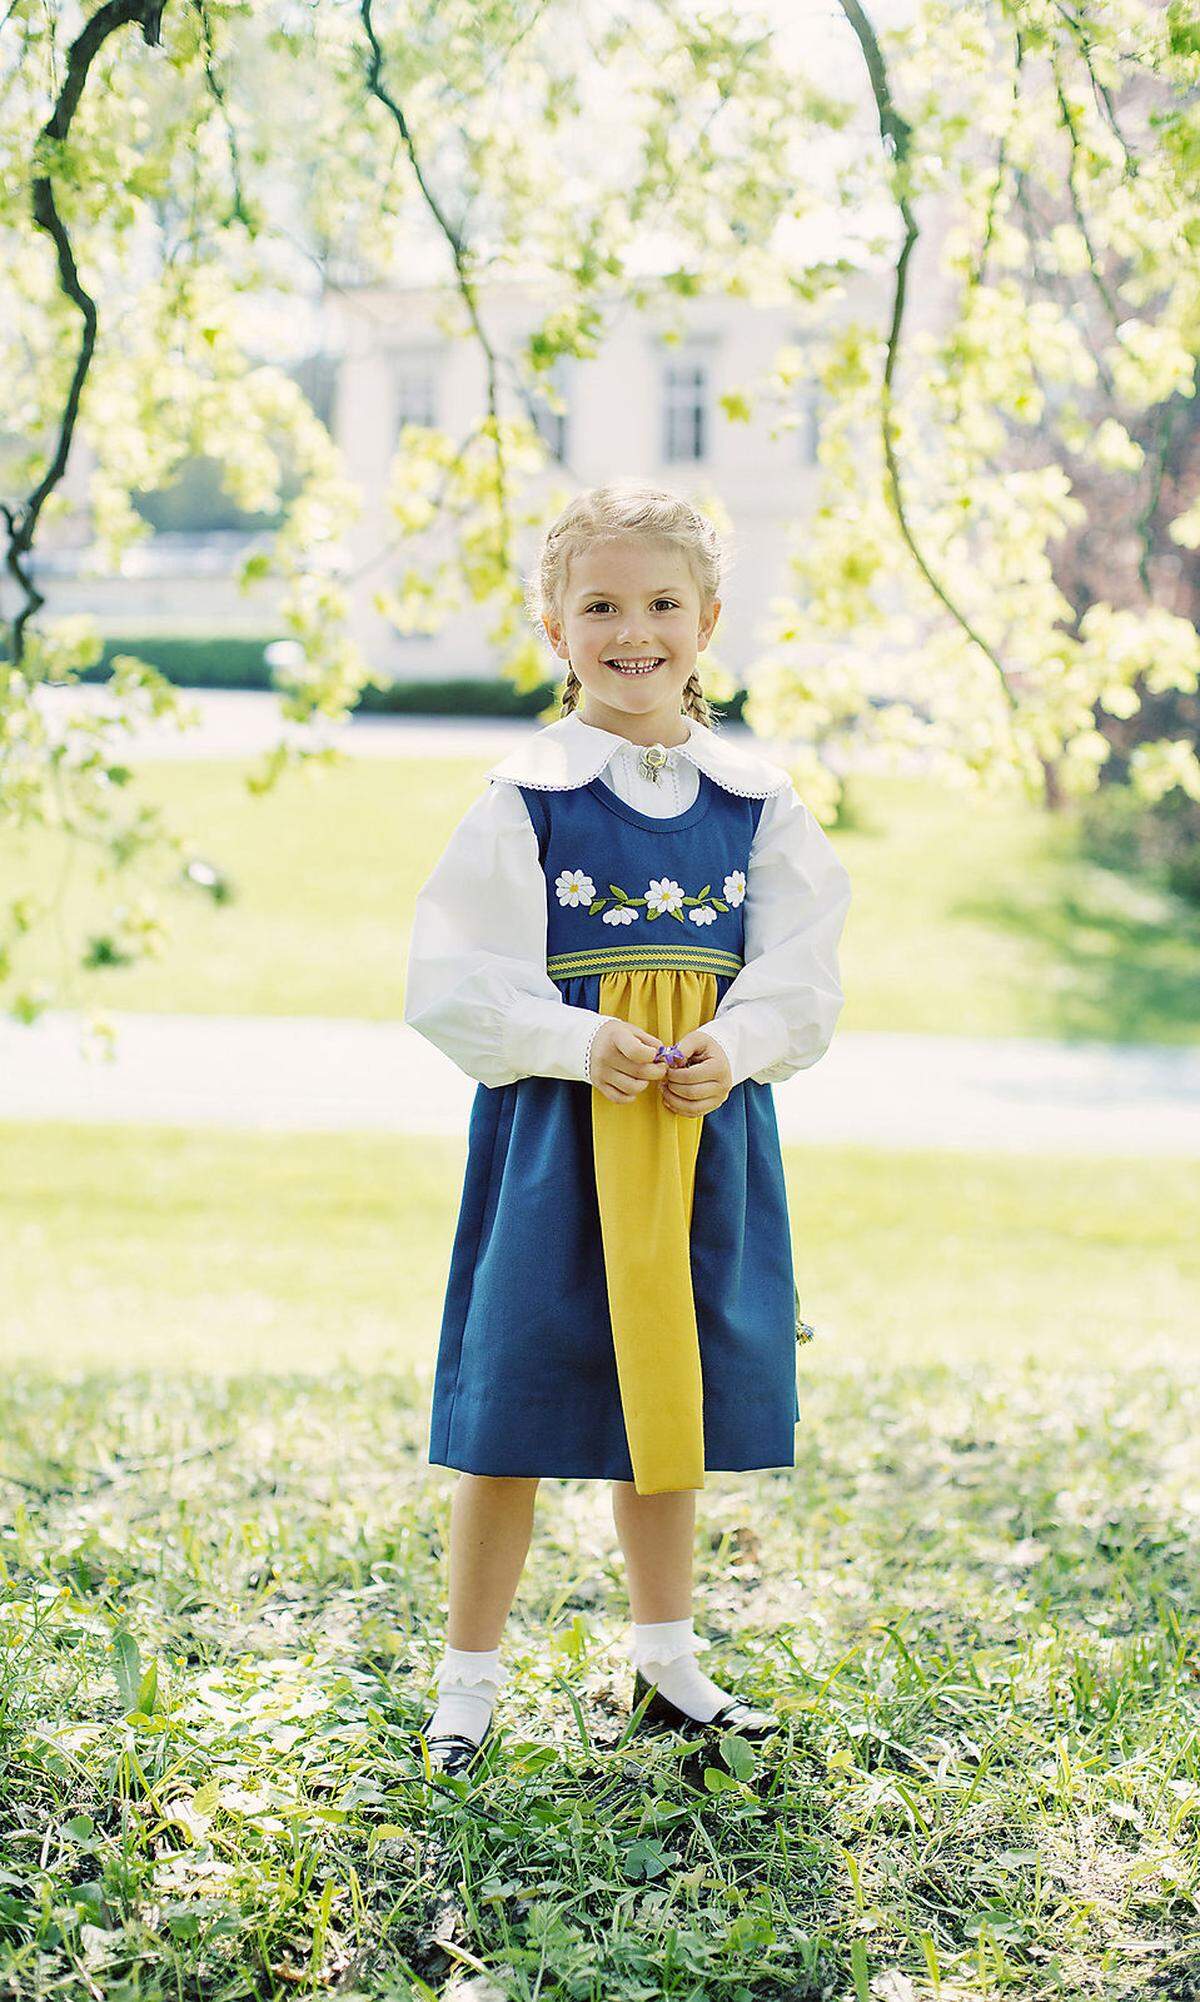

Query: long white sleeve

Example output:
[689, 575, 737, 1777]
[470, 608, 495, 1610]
[705, 784, 851, 1089]
[403, 780, 610, 1088]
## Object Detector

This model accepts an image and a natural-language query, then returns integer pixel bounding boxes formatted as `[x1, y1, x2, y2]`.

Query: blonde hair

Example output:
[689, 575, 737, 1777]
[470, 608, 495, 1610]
[523, 480, 729, 730]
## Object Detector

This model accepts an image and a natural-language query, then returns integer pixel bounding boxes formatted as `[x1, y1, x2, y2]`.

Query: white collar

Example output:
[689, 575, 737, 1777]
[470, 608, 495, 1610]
[486, 710, 792, 800]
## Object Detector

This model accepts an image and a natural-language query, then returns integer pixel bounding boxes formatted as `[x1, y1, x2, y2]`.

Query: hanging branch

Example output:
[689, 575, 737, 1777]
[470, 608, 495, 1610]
[191, 0, 252, 230]
[1, 0, 169, 669]
[1135, 354, 1198, 599]
[973, 29, 1024, 289]
[836, 0, 1019, 708]
[1051, 48, 1122, 326]
[1051, 0, 1140, 178]
[359, 0, 515, 578]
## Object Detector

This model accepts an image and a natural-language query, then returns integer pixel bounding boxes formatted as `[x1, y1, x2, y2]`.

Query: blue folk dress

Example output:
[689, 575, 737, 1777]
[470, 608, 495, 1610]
[426, 765, 800, 1489]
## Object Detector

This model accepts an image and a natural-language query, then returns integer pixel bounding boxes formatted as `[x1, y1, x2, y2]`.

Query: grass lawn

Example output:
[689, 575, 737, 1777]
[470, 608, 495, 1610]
[2, 1122, 1197, 1998]
[3, 1124, 1197, 1375]
[3, 758, 1198, 1040]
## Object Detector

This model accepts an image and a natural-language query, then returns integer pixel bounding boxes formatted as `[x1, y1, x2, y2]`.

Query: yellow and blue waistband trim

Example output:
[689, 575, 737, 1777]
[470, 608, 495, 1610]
[547, 943, 744, 980]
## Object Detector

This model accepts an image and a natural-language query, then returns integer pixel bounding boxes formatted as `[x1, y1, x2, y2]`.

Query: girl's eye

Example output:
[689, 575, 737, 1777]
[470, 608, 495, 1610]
[586, 600, 678, 613]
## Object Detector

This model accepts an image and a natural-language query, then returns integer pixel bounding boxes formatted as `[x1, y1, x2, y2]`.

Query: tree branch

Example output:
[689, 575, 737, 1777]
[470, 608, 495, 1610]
[1051, 47, 1122, 327]
[973, 28, 1024, 290]
[359, 0, 514, 579]
[836, 0, 1018, 708]
[191, 0, 252, 230]
[4, 0, 168, 668]
[1052, 1, 1140, 179]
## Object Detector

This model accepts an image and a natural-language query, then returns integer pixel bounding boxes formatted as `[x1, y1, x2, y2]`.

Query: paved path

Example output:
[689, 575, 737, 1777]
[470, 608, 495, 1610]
[30, 685, 923, 773]
[2, 1011, 1197, 1155]
[14, 692, 1196, 1155]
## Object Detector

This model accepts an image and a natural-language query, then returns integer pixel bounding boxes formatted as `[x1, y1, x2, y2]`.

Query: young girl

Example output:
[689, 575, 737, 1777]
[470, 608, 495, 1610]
[403, 481, 852, 1775]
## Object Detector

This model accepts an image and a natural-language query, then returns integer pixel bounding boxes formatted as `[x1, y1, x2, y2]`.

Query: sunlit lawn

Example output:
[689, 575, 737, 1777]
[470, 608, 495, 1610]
[3, 745, 1198, 1998]
[2, 1122, 1197, 1998]
[3, 1123, 1197, 1374]
[4, 757, 1198, 1039]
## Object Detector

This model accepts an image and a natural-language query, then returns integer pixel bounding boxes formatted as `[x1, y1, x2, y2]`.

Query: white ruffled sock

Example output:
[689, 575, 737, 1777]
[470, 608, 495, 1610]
[629, 1617, 736, 1724]
[427, 1644, 504, 1744]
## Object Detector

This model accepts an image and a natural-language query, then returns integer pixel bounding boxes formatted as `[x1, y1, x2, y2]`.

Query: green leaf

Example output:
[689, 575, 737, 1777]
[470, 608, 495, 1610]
[111, 1630, 141, 1712]
[136, 1659, 158, 1717]
[851, 1940, 870, 2002]
[192, 1776, 220, 1816]
[720, 1731, 757, 1781]
[63, 1814, 95, 1842]
[622, 1838, 675, 1881]
[718, 392, 752, 423]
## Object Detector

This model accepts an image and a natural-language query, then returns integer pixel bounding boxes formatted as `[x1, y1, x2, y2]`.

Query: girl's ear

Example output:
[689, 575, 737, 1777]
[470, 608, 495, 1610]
[544, 617, 569, 661]
[697, 598, 721, 649]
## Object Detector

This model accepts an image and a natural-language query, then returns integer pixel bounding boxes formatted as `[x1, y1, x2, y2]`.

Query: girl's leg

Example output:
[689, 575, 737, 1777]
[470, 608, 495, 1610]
[610, 1480, 739, 1723]
[448, 1473, 540, 1650]
[426, 1474, 539, 1747]
[609, 1483, 695, 1622]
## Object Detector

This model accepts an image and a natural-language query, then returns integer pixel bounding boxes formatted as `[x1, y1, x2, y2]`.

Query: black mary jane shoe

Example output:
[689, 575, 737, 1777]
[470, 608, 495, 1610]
[417, 1713, 492, 1778]
[630, 1669, 782, 1746]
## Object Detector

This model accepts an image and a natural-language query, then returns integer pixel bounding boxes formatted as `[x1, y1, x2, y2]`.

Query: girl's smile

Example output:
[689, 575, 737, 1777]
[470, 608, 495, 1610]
[544, 535, 721, 745]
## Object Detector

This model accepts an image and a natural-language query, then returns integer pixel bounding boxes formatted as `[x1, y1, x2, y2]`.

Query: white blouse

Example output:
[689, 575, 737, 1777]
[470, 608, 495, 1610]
[403, 734, 851, 1091]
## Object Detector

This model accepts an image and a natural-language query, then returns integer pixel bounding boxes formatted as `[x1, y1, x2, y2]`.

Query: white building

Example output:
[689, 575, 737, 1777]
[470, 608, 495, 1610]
[28, 249, 949, 698]
[326, 268, 893, 688]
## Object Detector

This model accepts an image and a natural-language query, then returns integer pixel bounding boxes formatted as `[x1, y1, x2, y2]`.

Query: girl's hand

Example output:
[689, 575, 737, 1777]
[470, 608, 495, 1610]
[659, 1028, 732, 1117]
[590, 1018, 670, 1103]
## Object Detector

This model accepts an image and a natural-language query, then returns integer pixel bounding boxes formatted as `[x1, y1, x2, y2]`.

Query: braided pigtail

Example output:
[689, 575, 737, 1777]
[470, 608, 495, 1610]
[681, 668, 720, 733]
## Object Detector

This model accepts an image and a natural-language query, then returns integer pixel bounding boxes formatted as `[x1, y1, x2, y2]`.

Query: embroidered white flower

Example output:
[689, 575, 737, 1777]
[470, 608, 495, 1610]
[556, 867, 596, 907]
[645, 876, 686, 917]
[557, 861, 740, 923]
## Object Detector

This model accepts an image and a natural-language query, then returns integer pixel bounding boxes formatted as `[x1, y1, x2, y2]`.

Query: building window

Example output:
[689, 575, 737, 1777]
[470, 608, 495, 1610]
[395, 359, 438, 435]
[662, 358, 708, 463]
[797, 380, 821, 464]
[530, 359, 571, 463]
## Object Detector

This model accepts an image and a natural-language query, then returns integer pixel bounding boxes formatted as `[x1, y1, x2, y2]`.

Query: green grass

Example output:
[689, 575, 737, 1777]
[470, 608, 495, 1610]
[2, 1124, 1197, 1374]
[5, 759, 1199, 1038]
[2, 1123, 1198, 1998]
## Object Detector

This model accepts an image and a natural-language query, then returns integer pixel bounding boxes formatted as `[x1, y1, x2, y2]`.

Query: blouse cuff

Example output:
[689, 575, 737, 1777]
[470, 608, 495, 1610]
[705, 1002, 792, 1090]
[502, 996, 610, 1086]
[582, 1016, 608, 1086]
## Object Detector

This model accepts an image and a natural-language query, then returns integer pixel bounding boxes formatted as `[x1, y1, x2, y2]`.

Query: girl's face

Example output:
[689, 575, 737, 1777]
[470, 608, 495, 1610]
[543, 536, 720, 745]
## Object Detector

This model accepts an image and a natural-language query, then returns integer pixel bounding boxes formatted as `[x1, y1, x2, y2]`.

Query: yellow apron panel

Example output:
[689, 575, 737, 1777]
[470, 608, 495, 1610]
[591, 967, 717, 1495]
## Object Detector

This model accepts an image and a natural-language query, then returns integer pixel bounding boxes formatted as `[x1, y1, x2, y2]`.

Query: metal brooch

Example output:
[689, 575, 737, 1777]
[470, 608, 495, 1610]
[638, 743, 671, 785]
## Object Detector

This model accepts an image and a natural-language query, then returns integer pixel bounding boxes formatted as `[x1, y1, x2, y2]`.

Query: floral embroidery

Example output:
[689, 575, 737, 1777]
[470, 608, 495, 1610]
[647, 876, 685, 917]
[555, 863, 743, 925]
[555, 868, 596, 906]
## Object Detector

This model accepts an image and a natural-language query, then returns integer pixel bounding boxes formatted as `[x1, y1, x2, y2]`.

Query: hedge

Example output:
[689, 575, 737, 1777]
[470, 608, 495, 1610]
[78, 636, 750, 720]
